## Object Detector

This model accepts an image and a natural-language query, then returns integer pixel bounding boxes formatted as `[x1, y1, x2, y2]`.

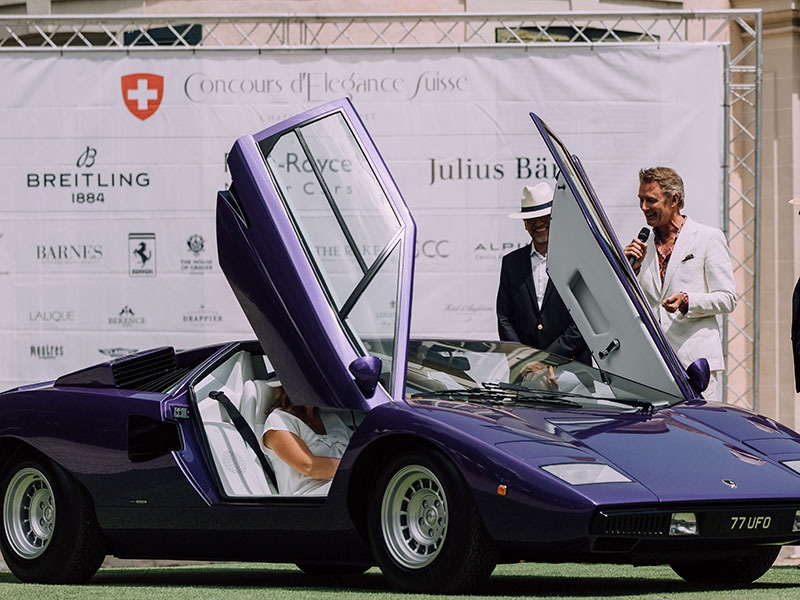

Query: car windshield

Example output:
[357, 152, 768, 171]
[388, 340, 681, 413]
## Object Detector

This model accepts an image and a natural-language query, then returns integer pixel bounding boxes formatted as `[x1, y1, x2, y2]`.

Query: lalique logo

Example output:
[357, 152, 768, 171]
[29, 309, 75, 323]
[129, 233, 156, 277]
[121, 73, 164, 121]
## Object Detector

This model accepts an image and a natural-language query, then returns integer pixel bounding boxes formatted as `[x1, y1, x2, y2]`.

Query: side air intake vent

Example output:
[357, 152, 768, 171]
[55, 347, 177, 390]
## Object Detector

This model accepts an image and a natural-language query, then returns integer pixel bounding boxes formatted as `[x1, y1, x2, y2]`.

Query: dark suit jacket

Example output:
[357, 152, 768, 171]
[793, 277, 800, 393]
[496, 244, 590, 364]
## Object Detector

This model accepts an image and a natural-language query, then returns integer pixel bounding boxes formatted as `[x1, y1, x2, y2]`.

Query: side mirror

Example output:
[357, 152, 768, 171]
[686, 358, 710, 397]
[349, 355, 383, 398]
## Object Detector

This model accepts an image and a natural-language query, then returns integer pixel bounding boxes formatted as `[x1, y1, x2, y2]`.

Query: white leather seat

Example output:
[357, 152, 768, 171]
[239, 379, 278, 448]
[203, 422, 274, 497]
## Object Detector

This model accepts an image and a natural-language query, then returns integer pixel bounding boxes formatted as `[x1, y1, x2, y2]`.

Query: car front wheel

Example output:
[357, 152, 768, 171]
[670, 546, 780, 584]
[0, 448, 105, 583]
[367, 449, 497, 594]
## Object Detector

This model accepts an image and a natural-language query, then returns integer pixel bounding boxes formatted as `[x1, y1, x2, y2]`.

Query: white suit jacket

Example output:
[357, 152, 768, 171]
[638, 217, 737, 372]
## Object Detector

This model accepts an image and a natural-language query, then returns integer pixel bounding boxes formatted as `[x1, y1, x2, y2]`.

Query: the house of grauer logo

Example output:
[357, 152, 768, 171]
[108, 305, 146, 327]
[121, 73, 164, 121]
[129, 233, 156, 277]
[181, 234, 214, 274]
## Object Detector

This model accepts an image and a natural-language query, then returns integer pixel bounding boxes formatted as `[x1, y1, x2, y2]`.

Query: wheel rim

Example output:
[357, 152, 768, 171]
[380, 464, 448, 569]
[3, 467, 55, 559]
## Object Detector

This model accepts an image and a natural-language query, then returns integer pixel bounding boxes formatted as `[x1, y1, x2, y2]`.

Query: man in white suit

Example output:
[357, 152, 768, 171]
[624, 167, 737, 401]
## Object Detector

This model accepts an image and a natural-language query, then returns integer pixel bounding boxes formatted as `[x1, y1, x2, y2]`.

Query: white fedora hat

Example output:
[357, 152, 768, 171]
[509, 182, 553, 219]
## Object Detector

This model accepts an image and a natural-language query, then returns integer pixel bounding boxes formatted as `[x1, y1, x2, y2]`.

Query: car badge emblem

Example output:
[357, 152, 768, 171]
[722, 479, 737, 489]
[121, 73, 164, 121]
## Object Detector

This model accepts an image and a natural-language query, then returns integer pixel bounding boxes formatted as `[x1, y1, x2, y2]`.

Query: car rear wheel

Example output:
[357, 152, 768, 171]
[367, 449, 498, 594]
[670, 546, 780, 584]
[0, 448, 105, 583]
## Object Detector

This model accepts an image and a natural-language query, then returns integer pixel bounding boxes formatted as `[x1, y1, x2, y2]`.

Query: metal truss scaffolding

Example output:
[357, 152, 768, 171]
[0, 10, 763, 409]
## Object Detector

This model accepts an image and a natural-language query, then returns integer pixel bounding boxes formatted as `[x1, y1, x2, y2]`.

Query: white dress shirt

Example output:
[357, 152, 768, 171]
[530, 248, 548, 310]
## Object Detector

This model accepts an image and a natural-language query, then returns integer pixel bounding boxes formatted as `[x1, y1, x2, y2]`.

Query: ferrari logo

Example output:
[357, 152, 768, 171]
[121, 73, 164, 121]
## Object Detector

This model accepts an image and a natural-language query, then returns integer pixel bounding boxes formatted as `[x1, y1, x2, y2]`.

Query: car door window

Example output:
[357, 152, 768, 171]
[259, 111, 405, 393]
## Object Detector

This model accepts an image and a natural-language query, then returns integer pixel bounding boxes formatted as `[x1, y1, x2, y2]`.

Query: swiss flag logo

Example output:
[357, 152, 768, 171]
[121, 73, 164, 121]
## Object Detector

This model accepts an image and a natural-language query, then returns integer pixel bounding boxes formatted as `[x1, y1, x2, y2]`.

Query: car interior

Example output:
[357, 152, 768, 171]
[191, 347, 364, 498]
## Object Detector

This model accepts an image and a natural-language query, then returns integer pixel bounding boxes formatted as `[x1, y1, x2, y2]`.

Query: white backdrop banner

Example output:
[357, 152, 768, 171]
[0, 44, 725, 390]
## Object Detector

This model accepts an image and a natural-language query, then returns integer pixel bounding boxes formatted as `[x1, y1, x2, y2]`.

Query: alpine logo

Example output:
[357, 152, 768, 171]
[121, 73, 164, 121]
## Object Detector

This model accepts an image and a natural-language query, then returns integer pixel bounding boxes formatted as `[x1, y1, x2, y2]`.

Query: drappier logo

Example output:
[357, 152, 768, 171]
[121, 73, 164, 120]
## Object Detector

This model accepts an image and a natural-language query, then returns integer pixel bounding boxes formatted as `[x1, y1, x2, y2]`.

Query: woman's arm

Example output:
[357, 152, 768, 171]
[263, 429, 340, 479]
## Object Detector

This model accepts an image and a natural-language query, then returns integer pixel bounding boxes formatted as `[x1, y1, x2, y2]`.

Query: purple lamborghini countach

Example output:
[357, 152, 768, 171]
[2, 98, 800, 594]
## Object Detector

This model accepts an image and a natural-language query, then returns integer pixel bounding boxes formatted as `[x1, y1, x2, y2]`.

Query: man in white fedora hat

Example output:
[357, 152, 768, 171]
[791, 197, 800, 393]
[496, 182, 590, 364]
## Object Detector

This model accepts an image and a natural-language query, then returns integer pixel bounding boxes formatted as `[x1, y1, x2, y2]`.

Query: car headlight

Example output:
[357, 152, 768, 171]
[781, 459, 800, 475]
[541, 463, 631, 485]
[669, 512, 699, 536]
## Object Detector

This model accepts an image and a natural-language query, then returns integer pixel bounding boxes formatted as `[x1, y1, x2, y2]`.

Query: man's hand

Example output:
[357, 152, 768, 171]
[662, 292, 685, 314]
[623, 238, 648, 273]
[521, 361, 558, 390]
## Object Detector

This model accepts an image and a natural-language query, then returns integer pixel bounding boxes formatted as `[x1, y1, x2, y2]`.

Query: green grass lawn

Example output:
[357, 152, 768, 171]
[0, 562, 798, 600]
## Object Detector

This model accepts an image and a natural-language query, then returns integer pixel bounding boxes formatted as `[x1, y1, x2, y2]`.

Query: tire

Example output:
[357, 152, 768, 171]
[367, 449, 498, 594]
[0, 448, 106, 583]
[670, 546, 780, 584]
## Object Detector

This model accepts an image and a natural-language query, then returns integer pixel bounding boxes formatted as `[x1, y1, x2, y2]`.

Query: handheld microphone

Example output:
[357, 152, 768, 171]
[628, 227, 650, 268]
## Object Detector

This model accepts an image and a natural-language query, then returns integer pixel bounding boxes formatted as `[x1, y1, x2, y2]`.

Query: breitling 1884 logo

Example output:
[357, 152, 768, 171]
[25, 147, 150, 206]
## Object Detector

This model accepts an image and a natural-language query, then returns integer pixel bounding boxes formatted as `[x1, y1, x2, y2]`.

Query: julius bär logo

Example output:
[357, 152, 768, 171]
[121, 73, 164, 121]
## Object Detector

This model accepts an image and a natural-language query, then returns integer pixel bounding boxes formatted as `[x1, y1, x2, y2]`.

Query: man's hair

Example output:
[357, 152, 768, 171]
[639, 166, 685, 209]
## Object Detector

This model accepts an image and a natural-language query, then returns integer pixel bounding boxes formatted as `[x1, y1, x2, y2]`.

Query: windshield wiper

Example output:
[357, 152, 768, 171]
[493, 383, 654, 414]
[595, 396, 655, 415]
[427, 383, 581, 408]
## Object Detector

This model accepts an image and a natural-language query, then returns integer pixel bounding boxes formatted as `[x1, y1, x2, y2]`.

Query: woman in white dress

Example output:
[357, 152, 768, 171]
[260, 385, 351, 495]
